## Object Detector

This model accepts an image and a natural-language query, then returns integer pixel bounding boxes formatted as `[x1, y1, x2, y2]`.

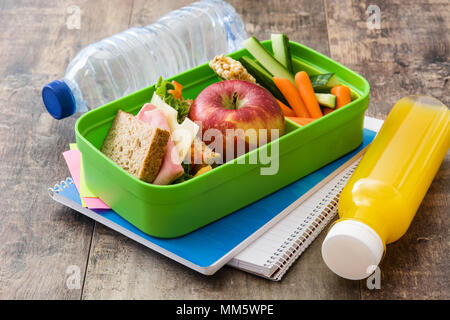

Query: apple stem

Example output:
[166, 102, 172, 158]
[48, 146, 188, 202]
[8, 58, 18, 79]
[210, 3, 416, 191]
[232, 92, 238, 109]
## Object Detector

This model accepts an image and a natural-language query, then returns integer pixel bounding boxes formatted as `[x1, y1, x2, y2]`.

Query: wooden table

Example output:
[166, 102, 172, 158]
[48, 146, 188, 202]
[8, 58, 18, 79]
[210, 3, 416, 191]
[0, 0, 448, 300]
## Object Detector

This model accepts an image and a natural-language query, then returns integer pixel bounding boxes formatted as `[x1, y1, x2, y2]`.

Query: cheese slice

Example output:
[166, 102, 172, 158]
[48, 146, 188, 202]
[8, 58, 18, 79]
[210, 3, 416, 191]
[150, 92, 199, 161]
[172, 117, 200, 161]
[150, 93, 178, 133]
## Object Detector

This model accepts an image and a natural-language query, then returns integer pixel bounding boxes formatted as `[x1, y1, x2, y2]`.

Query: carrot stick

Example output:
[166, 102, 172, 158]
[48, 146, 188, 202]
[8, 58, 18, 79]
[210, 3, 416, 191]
[331, 85, 351, 109]
[273, 77, 310, 118]
[295, 71, 323, 118]
[287, 116, 315, 126]
[276, 99, 296, 117]
[169, 80, 183, 99]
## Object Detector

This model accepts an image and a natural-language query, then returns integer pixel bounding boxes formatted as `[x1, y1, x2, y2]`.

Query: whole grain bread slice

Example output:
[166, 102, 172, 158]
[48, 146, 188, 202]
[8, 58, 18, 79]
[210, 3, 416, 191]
[101, 109, 170, 183]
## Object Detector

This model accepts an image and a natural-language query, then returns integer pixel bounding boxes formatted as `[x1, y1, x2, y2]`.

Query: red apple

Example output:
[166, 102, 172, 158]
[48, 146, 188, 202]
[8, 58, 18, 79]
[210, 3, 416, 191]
[189, 80, 285, 162]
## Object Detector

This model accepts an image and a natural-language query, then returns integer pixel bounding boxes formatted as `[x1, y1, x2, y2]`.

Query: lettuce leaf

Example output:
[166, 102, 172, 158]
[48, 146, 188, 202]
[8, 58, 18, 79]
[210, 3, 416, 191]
[171, 172, 193, 184]
[155, 77, 190, 123]
[171, 163, 193, 184]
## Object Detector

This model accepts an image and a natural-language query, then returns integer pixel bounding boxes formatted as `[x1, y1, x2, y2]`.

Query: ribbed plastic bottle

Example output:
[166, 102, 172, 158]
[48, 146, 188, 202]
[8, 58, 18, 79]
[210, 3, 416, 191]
[42, 0, 247, 119]
[321, 95, 449, 280]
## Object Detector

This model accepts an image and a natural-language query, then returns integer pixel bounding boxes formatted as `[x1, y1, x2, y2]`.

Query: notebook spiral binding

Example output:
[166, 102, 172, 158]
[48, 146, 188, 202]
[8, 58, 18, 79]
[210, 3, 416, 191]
[263, 161, 360, 280]
[47, 177, 74, 197]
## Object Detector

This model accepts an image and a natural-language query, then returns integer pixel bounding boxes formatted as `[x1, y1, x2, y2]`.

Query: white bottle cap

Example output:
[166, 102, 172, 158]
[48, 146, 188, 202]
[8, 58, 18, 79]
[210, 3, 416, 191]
[321, 220, 384, 280]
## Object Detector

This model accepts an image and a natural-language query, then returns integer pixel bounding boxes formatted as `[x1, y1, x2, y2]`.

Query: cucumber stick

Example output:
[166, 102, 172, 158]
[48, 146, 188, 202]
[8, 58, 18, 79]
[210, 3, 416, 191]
[243, 36, 295, 86]
[271, 34, 293, 73]
[239, 56, 288, 105]
[310, 73, 340, 92]
[315, 93, 336, 108]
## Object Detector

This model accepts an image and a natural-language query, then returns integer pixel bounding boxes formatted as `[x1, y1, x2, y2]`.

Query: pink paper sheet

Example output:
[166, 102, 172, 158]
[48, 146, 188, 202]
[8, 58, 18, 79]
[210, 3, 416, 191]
[62, 149, 110, 209]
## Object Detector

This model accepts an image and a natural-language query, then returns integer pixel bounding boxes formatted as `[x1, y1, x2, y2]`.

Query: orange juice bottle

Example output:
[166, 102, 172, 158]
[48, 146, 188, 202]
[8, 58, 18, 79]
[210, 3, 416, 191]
[322, 95, 449, 280]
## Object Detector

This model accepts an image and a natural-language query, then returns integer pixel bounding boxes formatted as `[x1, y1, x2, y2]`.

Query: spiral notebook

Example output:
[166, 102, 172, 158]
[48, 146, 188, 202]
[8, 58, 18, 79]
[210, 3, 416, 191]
[50, 117, 383, 280]
[228, 161, 359, 280]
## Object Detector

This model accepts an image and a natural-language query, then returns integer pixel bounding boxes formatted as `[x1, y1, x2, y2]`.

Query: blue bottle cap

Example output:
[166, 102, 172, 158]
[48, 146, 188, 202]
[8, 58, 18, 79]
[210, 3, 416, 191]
[42, 80, 76, 119]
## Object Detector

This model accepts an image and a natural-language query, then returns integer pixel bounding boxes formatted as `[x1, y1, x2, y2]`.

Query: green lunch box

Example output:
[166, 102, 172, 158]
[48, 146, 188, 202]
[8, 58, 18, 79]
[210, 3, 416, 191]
[75, 40, 370, 238]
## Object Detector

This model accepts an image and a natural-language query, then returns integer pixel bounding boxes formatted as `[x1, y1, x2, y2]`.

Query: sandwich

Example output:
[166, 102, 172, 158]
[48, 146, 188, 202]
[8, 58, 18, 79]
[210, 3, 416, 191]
[101, 110, 169, 183]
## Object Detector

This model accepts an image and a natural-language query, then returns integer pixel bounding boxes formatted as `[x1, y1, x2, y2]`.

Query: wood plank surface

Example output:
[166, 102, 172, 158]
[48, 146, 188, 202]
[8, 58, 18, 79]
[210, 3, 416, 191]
[0, 0, 448, 300]
[324, 0, 450, 299]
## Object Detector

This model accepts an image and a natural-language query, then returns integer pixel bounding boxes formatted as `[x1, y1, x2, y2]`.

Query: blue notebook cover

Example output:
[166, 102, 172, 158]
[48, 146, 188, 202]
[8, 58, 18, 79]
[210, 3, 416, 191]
[52, 129, 376, 275]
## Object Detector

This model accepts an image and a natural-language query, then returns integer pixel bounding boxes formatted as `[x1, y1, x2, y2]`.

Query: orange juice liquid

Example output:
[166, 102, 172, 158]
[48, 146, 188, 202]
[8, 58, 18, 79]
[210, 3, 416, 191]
[338, 95, 450, 245]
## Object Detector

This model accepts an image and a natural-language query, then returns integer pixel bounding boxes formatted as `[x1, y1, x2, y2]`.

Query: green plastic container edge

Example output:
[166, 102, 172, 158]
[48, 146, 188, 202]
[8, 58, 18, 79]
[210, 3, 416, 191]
[74, 40, 370, 237]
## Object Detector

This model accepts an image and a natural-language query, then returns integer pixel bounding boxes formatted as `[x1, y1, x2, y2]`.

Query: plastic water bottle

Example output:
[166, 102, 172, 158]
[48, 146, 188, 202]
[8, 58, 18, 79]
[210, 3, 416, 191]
[42, 0, 247, 119]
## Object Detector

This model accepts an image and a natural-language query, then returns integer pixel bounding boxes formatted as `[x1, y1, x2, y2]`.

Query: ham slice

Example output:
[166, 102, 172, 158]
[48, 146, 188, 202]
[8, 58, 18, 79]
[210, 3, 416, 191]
[137, 104, 184, 185]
